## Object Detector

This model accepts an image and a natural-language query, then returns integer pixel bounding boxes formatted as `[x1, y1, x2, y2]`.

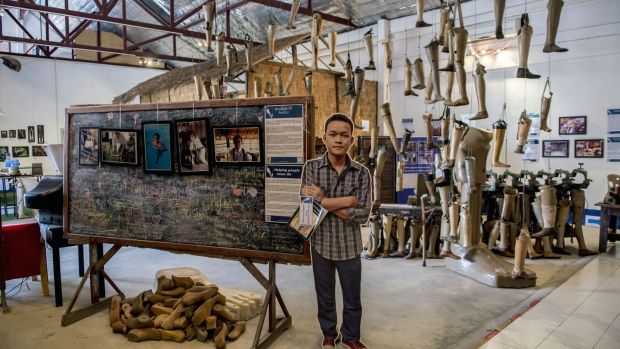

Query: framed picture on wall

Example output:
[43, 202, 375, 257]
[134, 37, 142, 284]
[79, 128, 99, 166]
[100, 129, 139, 166]
[9, 130, 16, 138]
[32, 145, 47, 157]
[37, 125, 45, 144]
[1, 131, 7, 138]
[28, 126, 35, 142]
[12, 146, 29, 158]
[0, 146, 9, 161]
[559, 116, 587, 135]
[212, 126, 263, 165]
[575, 139, 604, 158]
[17, 129, 26, 139]
[542, 140, 570, 158]
[175, 118, 211, 175]
[142, 121, 174, 173]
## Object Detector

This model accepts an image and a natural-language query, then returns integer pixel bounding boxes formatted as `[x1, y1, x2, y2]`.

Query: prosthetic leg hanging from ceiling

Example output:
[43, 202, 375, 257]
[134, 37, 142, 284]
[516, 13, 540, 79]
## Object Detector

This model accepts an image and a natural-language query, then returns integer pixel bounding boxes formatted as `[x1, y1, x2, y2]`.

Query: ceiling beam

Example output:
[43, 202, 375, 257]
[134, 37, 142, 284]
[0, 51, 169, 69]
[133, 0, 169, 26]
[249, 0, 358, 28]
[0, 0, 253, 46]
[0, 34, 206, 63]
[3, 8, 50, 56]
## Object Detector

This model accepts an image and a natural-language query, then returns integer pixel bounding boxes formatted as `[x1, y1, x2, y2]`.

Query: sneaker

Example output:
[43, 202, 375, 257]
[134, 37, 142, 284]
[341, 340, 367, 349]
[321, 338, 337, 348]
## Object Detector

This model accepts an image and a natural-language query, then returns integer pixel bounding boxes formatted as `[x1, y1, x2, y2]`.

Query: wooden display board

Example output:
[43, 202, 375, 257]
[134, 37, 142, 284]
[64, 97, 313, 265]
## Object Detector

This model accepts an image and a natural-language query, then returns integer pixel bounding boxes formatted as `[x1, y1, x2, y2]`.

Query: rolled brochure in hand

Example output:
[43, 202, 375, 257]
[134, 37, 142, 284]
[287, 198, 327, 240]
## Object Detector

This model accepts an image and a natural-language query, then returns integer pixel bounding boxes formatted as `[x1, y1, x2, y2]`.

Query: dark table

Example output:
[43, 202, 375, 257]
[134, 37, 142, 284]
[596, 202, 620, 253]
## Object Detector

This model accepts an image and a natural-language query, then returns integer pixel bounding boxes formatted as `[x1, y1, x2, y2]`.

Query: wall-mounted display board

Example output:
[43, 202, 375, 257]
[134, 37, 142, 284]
[64, 97, 314, 265]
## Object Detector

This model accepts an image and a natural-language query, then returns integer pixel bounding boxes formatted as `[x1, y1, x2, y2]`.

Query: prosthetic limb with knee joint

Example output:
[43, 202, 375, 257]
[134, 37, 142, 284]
[543, 0, 569, 53]
[438, 184, 460, 259]
[446, 118, 467, 168]
[516, 13, 540, 79]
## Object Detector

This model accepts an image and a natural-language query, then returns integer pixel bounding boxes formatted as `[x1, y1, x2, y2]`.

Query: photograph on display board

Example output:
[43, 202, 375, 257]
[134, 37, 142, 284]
[0, 146, 8, 161]
[37, 125, 45, 144]
[17, 129, 26, 139]
[575, 139, 604, 158]
[143, 121, 173, 173]
[32, 145, 47, 157]
[542, 140, 570, 158]
[100, 129, 138, 166]
[213, 126, 262, 165]
[12, 146, 29, 158]
[558, 116, 587, 135]
[175, 118, 211, 174]
[1, 131, 7, 138]
[28, 126, 35, 142]
[9, 130, 16, 138]
[79, 128, 99, 166]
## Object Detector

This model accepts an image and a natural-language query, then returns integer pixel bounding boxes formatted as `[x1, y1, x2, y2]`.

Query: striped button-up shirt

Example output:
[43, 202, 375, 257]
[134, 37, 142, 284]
[301, 153, 372, 261]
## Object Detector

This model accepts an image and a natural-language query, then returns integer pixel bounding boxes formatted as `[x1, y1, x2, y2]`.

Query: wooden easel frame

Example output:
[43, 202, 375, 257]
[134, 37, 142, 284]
[62, 242, 293, 349]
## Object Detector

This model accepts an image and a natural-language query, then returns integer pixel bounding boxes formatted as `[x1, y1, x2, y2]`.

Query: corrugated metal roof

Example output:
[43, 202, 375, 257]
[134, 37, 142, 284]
[41, 0, 453, 68]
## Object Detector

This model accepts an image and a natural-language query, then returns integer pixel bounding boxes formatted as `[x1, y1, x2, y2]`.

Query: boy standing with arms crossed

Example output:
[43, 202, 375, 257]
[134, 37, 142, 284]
[301, 113, 372, 349]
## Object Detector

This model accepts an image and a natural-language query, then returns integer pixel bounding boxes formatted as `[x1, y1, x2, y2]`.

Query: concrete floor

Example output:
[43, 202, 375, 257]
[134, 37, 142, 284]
[0, 227, 602, 349]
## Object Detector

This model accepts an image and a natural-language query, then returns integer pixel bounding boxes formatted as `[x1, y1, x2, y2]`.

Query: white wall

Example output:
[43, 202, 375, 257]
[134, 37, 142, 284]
[290, 0, 620, 212]
[0, 57, 161, 174]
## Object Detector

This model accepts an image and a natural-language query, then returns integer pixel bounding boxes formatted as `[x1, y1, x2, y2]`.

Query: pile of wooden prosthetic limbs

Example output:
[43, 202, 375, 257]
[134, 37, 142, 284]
[108, 275, 248, 348]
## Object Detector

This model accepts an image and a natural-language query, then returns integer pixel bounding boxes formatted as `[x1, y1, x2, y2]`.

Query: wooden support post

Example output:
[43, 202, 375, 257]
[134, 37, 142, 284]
[61, 244, 123, 327]
[240, 258, 292, 349]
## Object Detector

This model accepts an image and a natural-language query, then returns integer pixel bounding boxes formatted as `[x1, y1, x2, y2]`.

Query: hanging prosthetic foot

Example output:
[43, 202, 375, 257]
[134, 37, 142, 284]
[516, 13, 541, 79]
[415, 0, 432, 27]
[543, 0, 569, 53]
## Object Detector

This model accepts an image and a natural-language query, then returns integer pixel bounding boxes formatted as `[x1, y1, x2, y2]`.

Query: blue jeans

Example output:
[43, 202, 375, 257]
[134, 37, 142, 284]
[311, 247, 362, 342]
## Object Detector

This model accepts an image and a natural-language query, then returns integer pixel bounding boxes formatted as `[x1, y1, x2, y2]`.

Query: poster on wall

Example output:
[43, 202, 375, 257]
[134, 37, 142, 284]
[0, 146, 8, 161]
[401, 136, 439, 173]
[608, 109, 620, 134]
[37, 125, 45, 144]
[264, 104, 304, 164]
[402, 118, 414, 133]
[607, 137, 620, 162]
[265, 165, 303, 223]
[28, 126, 35, 142]
[523, 139, 540, 163]
[528, 113, 540, 136]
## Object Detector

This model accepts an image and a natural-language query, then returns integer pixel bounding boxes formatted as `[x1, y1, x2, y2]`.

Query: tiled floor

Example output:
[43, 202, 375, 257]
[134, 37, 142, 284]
[481, 244, 620, 349]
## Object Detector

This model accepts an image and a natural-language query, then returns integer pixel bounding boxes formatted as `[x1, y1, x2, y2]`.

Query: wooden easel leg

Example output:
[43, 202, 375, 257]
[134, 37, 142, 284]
[61, 244, 123, 327]
[1, 288, 9, 314]
[239, 258, 292, 349]
[40, 240, 49, 297]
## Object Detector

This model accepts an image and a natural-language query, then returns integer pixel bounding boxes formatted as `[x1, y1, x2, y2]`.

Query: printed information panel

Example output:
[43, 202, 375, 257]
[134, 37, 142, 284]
[265, 165, 303, 223]
[608, 137, 620, 162]
[523, 139, 540, 163]
[265, 104, 304, 164]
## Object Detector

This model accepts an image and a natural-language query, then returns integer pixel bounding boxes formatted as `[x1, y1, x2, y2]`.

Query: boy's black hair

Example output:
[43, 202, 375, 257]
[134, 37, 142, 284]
[324, 113, 354, 133]
[233, 135, 242, 142]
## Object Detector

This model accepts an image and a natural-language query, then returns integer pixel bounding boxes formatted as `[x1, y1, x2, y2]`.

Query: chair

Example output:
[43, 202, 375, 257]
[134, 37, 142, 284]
[1, 219, 49, 313]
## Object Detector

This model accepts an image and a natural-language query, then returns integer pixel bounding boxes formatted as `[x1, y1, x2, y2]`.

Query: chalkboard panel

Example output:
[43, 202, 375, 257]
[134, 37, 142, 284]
[64, 97, 313, 264]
